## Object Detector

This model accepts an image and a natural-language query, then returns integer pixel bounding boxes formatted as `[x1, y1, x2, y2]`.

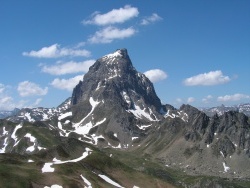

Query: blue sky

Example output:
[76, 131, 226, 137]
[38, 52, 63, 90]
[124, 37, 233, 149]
[0, 0, 249, 110]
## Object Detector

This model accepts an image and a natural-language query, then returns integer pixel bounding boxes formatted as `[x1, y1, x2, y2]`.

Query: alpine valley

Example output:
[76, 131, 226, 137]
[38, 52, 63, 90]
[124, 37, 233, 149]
[1, 49, 250, 188]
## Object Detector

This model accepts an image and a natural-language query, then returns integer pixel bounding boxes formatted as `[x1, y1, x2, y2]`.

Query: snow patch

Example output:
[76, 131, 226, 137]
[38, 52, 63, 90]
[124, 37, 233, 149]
[24, 133, 36, 142]
[0, 137, 8, 153]
[122, 91, 131, 105]
[74, 118, 106, 136]
[42, 148, 92, 173]
[42, 163, 54, 173]
[58, 111, 72, 120]
[103, 50, 123, 60]
[164, 110, 176, 118]
[73, 97, 100, 130]
[24, 133, 44, 152]
[44, 185, 63, 188]
[136, 124, 152, 130]
[24, 112, 35, 122]
[164, 110, 188, 122]
[98, 174, 124, 188]
[2, 127, 8, 135]
[92, 134, 105, 145]
[223, 162, 230, 172]
[220, 151, 225, 158]
[127, 104, 158, 121]
[110, 143, 122, 149]
[26, 145, 36, 152]
[11, 123, 22, 146]
[64, 120, 70, 124]
[38, 146, 46, 150]
[80, 174, 92, 188]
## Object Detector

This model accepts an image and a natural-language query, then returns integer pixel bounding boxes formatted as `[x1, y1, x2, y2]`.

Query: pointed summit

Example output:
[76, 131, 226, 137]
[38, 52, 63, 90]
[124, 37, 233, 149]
[103, 48, 128, 59]
[72, 49, 162, 111]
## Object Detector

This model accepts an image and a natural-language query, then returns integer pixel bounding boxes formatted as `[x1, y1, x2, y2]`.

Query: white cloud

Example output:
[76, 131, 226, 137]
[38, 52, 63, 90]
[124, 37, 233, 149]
[23, 44, 91, 58]
[0, 96, 12, 106]
[0, 96, 27, 111]
[0, 83, 43, 111]
[176, 98, 183, 103]
[187, 97, 195, 103]
[141, 13, 162, 25]
[183, 70, 231, 86]
[0, 84, 5, 94]
[41, 60, 95, 75]
[18, 81, 48, 97]
[33, 98, 42, 106]
[144, 69, 168, 83]
[217, 93, 250, 102]
[75, 41, 86, 48]
[202, 95, 213, 103]
[50, 75, 83, 91]
[83, 5, 139, 26]
[88, 26, 136, 44]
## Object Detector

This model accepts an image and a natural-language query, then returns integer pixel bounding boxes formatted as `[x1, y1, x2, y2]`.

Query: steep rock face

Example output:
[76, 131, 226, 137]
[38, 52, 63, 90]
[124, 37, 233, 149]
[71, 49, 163, 147]
[72, 49, 161, 113]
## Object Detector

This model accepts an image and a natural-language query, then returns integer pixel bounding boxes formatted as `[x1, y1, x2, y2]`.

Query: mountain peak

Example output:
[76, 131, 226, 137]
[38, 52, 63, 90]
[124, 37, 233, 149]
[103, 48, 128, 59]
[97, 48, 131, 68]
[71, 48, 162, 145]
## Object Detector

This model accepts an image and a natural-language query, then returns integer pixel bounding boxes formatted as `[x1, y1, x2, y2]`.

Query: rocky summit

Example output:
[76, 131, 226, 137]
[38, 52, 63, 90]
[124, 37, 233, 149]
[71, 48, 163, 148]
[1, 49, 250, 188]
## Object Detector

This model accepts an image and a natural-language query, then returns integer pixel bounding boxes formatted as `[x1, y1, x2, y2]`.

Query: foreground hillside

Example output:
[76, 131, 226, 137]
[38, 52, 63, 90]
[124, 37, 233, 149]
[1, 132, 250, 188]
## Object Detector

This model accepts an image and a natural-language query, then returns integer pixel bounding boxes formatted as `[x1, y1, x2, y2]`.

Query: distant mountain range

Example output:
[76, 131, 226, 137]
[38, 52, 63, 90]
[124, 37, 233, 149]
[1, 97, 71, 123]
[200, 103, 250, 117]
[1, 49, 250, 188]
[1, 102, 249, 122]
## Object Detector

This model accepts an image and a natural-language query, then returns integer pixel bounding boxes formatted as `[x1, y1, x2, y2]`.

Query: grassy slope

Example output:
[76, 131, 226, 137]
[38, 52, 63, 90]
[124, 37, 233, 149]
[101, 148, 250, 188]
[1, 126, 250, 188]
[0, 139, 176, 188]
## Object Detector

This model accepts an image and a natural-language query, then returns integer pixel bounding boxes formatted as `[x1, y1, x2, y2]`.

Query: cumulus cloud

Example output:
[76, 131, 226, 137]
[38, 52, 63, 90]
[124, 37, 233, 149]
[141, 13, 162, 25]
[82, 5, 139, 26]
[23, 44, 91, 58]
[41, 60, 95, 75]
[183, 70, 231, 86]
[0, 83, 43, 110]
[0, 84, 5, 94]
[217, 93, 250, 102]
[0, 96, 13, 107]
[176, 98, 183, 103]
[144, 69, 168, 83]
[202, 95, 213, 103]
[50, 75, 84, 91]
[18, 81, 48, 97]
[88, 26, 136, 44]
[187, 97, 195, 103]
[0, 97, 23, 111]
[33, 98, 42, 106]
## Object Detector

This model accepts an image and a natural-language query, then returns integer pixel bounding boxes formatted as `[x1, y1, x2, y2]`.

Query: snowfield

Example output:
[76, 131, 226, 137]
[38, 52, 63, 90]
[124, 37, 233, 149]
[42, 148, 92, 173]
